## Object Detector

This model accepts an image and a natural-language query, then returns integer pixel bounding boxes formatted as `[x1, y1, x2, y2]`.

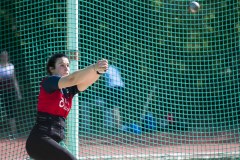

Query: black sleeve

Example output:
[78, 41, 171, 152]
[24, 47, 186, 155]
[68, 85, 80, 96]
[42, 75, 61, 93]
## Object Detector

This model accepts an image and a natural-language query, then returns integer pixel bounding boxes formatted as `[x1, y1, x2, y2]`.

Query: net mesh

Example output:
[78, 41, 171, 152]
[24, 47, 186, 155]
[0, 0, 239, 159]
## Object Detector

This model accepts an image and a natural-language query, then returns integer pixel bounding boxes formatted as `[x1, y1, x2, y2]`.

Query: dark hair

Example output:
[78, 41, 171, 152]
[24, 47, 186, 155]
[46, 53, 68, 75]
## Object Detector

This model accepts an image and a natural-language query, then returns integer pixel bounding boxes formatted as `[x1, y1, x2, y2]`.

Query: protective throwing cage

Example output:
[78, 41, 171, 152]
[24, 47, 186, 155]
[0, 0, 239, 159]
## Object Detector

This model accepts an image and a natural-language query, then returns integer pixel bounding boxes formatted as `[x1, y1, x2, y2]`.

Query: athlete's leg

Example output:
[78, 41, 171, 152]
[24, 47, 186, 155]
[26, 132, 77, 160]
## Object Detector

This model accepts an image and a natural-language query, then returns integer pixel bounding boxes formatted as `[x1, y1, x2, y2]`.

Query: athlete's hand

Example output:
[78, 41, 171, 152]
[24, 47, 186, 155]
[94, 59, 108, 74]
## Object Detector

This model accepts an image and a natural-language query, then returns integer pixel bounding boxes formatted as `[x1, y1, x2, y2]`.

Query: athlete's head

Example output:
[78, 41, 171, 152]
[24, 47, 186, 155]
[47, 53, 70, 76]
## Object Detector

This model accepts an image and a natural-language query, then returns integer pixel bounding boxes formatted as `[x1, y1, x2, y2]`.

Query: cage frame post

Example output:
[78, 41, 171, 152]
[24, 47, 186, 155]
[66, 0, 79, 158]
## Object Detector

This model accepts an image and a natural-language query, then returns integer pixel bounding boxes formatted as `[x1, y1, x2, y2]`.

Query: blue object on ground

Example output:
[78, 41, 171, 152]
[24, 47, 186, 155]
[143, 112, 157, 131]
[129, 123, 142, 134]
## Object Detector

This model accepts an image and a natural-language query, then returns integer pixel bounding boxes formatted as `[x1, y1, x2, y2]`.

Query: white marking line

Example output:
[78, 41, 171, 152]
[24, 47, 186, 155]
[79, 152, 240, 159]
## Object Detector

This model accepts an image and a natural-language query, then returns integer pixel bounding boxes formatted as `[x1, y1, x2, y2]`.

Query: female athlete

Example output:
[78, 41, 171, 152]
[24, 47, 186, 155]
[26, 53, 108, 160]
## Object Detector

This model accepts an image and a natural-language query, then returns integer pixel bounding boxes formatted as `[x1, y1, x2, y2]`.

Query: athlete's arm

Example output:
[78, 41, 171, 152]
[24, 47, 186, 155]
[58, 59, 108, 91]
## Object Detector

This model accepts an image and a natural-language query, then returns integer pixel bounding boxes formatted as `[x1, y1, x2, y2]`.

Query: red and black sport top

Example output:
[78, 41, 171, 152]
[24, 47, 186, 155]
[37, 75, 79, 118]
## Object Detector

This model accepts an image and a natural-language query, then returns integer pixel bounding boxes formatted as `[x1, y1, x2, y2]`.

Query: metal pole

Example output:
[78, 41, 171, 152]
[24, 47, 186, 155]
[66, 0, 79, 158]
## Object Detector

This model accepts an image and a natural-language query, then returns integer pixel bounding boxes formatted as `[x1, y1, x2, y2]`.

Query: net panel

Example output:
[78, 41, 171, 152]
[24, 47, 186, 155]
[0, 0, 239, 159]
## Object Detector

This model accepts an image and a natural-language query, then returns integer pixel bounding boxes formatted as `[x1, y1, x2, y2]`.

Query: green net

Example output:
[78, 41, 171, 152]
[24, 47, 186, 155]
[0, 0, 239, 159]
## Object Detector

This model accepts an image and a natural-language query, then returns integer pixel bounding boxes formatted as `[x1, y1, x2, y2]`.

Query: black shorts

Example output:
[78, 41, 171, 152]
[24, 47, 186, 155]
[26, 112, 77, 160]
[0, 91, 18, 119]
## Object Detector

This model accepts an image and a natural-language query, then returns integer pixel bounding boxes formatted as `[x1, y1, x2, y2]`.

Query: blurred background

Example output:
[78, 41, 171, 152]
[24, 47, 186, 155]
[0, 0, 239, 159]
